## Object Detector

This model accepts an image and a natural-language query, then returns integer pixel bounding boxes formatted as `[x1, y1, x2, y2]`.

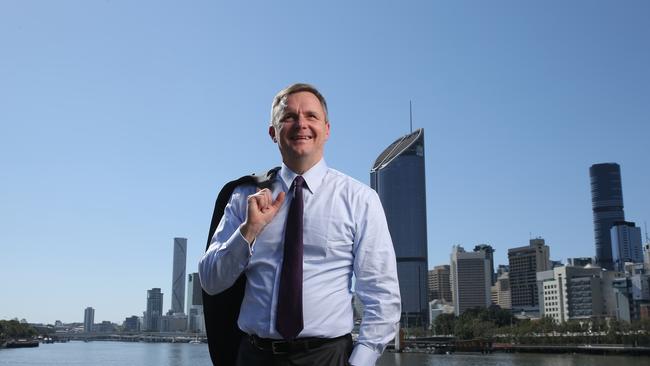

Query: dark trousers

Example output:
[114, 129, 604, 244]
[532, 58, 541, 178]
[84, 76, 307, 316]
[236, 334, 353, 366]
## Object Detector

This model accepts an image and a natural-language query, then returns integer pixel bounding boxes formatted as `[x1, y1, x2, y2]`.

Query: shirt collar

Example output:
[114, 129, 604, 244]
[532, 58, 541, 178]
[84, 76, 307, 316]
[279, 159, 328, 195]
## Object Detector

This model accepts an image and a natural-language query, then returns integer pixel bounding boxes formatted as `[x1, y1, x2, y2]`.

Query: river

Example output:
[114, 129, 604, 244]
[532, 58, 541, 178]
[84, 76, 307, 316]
[0, 341, 647, 365]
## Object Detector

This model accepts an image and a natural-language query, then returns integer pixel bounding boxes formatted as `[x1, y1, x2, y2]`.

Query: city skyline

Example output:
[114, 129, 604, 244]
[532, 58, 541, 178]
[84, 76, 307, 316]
[1, 1, 649, 324]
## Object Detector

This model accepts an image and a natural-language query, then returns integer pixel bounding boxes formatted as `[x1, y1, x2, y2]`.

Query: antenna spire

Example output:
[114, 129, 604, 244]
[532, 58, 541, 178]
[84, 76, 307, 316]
[409, 100, 413, 133]
[645, 221, 649, 242]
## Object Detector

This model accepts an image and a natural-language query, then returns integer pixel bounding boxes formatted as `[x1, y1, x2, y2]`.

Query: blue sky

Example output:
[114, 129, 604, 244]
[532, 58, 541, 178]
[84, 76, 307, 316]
[1, 0, 648, 324]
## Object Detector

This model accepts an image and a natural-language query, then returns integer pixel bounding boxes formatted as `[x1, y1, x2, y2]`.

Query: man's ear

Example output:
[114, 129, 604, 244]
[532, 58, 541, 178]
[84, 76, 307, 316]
[269, 125, 277, 142]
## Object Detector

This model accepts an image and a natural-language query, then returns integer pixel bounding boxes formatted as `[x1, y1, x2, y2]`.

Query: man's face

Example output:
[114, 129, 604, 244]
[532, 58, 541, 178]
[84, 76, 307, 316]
[269, 91, 330, 171]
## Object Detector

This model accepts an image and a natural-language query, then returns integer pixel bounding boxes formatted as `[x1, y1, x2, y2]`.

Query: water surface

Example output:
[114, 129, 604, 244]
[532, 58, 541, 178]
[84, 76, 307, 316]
[1, 341, 647, 366]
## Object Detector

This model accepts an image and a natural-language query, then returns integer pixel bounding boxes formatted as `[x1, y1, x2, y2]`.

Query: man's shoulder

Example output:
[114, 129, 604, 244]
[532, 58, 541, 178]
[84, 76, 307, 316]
[219, 170, 272, 200]
[325, 168, 377, 196]
[221, 167, 280, 191]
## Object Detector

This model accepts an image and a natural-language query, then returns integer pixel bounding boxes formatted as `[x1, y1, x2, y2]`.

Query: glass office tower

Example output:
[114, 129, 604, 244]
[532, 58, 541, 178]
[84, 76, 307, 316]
[145, 288, 163, 332]
[590, 163, 625, 270]
[371, 128, 428, 327]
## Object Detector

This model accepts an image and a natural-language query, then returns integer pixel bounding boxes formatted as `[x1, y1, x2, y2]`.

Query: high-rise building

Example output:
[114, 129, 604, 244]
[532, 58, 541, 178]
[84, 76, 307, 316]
[590, 163, 625, 270]
[508, 238, 551, 312]
[474, 244, 495, 285]
[186, 272, 204, 332]
[83, 307, 94, 333]
[371, 128, 428, 326]
[611, 221, 643, 272]
[171, 237, 187, 314]
[428, 265, 452, 303]
[538, 265, 604, 323]
[450, 245, 492, 316]
[186, 272, 203, 310]
[145, 288, 163, 332]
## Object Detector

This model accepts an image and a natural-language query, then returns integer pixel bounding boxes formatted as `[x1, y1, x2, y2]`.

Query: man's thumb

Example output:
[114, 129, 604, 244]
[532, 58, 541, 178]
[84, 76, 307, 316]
[272, 191, 286, 209]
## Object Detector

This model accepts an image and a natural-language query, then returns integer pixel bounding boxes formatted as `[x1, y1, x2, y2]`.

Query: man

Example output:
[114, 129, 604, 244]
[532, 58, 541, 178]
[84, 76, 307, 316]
[199, 83, 400, 366]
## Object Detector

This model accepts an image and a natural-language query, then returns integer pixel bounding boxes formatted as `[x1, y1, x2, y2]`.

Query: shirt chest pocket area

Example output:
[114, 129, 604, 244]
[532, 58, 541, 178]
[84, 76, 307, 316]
[302, 212, 354, 259]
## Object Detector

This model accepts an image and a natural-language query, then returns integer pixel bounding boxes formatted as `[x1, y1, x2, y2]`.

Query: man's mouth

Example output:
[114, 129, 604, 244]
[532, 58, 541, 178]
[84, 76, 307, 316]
[291, 136, 313, 140]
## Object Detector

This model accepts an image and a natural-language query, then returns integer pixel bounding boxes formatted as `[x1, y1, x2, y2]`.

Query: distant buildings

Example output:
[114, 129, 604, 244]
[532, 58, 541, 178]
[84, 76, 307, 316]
[144, 288, 163, 332]
[171, 237, 187, 314]
[491, 272, 512, 309]
[162, 312, 188, 332]
[538, 265, 604, 323]
[590, 163, 625, 270]
[626, 264, 650, 319]
[496, 264, 509, 278]
[567, 257, 593, 267]
[371, 128, 429, 326]
[610, 221, 643, 272]
[474, 244, 495, 285]
[428, 265, 452, 303]
[95, 320, 117, 333]
[428, 299, 454, 331]
[186, 272, 205, 333]
[508, 238, 551, 313]
[123, 316, 140, 332]
[450, 245, 492, 316]
[538, 261, 650, 324]
[83, 307, 94, 333]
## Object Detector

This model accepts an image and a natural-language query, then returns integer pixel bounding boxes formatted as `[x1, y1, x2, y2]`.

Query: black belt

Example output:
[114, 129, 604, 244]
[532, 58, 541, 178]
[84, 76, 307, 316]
[248, 334, 350, 355]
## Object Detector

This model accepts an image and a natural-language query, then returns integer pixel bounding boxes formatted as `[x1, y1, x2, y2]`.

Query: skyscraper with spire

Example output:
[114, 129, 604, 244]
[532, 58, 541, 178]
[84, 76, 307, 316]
[371, 128, 428, 326]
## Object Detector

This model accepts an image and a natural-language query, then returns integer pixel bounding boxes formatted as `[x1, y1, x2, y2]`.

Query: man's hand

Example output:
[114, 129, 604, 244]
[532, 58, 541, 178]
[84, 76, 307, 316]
[240, 189, 286, 244]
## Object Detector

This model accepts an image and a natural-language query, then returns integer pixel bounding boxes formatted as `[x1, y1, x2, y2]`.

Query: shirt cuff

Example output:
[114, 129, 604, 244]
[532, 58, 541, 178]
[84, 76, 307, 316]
[234, 227, 254, 257]
[349, 343, 380, 366]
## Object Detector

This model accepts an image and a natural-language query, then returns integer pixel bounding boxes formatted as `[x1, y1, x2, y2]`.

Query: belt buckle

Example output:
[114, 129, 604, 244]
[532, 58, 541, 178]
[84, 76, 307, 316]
[271, 340, 288, 355]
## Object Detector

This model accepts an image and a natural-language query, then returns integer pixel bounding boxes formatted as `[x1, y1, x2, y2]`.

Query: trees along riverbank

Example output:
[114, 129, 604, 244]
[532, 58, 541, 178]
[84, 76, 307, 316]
[431, 307, 650, 346]
[0, 320, 38, 346]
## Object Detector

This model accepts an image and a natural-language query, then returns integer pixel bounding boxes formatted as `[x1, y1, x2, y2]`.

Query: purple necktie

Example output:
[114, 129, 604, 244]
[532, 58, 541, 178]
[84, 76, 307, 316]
[276, 175, 305, 340]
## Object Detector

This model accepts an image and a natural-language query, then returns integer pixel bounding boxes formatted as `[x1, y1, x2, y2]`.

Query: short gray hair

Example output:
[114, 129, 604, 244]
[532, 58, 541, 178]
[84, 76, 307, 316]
[270, 83, 328, 127]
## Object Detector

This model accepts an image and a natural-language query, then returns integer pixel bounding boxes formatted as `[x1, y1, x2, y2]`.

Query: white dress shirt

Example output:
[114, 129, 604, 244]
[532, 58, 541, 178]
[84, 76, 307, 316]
[199, 159, 401, 366]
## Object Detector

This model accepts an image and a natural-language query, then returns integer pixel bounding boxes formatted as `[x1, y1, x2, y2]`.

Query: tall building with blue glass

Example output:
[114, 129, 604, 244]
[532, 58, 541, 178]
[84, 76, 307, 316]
[371, 128, 428, 326]
[590, 163, 625, 270]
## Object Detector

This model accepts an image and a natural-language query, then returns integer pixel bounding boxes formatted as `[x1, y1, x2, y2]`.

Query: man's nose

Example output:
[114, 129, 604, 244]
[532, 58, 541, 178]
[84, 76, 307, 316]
[294, 115, 308, 127]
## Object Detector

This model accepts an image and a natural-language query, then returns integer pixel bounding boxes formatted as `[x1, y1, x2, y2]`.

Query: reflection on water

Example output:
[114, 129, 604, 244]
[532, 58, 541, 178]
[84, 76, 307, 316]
[1, 342, 648, 366]
[377, 351, 649, 366]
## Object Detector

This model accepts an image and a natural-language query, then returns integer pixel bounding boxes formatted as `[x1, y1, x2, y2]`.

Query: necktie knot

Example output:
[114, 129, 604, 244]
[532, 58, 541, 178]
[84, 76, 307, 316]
[292, 176, 305, 190]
